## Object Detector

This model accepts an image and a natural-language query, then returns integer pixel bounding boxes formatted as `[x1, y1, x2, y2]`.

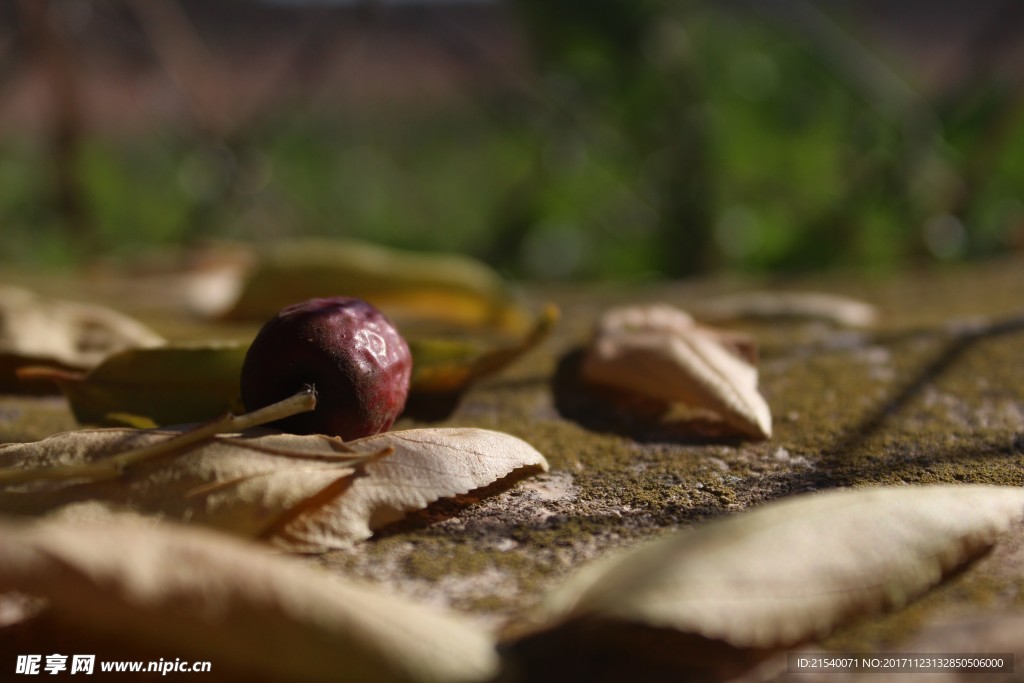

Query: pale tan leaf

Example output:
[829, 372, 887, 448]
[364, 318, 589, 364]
[0, 285, 164, 390]
[695, 291, 879, 327]
[0, 512, 499, 683]
[0, 428, 362, 538]
[0, 285, 164, 366]
[906, 612, 1024, 654]
[0, 427, 548, 552]
[275, 428, 549, 551]
[530, 486, 1024, 650]
[855, 617, 1020, 683]
[580, 304, 772, 439]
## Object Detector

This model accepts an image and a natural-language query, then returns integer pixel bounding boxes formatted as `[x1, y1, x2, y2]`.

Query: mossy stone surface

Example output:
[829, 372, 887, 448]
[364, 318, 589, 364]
[2, 257, 1024, 656]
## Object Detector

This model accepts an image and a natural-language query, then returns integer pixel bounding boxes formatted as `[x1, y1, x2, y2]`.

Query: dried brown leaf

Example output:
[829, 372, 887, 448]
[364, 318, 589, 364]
[580, 304, 771, 439]
[529, 486, 1024, 650]
[0, 512, 499, 683]
[0, 427, 548, 552]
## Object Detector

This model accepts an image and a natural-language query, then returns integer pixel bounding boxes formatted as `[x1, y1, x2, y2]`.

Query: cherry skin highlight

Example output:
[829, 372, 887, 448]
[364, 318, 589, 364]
[240, 297, 412, 440]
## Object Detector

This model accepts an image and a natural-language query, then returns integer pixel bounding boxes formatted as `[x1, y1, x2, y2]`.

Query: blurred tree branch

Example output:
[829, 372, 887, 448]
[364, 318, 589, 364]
[126, 0, 340, 243]
[944, 0, 1024, 233]
[508, 0, 715, 277]
[128, 0, 337, 139]
[18, 0, 93, 252]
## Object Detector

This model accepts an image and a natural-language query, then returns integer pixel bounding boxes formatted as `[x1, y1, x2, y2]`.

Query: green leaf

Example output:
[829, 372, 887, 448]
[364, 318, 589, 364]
[22, 342, 248, 426]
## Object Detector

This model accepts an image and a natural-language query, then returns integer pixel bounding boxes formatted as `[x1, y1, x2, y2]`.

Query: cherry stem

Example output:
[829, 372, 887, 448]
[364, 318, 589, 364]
[0, 386, 317, 486]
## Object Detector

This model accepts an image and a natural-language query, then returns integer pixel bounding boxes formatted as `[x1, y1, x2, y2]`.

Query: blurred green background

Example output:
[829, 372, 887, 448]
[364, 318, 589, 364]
[1, 0, 1023, 280]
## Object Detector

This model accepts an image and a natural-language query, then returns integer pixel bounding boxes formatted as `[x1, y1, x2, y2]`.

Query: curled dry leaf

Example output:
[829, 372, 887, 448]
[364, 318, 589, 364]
[580, 304, 771, 439]
[695, 291, 879, 327]
[0, 512, 499, 683]
[0, 427, 549, 552]
[524, 486, 1024, 652]
[0, 285, 163, 392]
[193, 239, 529, 332]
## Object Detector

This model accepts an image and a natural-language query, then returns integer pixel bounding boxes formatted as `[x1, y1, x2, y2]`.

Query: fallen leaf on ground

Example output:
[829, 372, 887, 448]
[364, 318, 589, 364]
[0, 285, 164, 392]
[695, 291, 878, 327]
[0, 427, 549, 552]
[0, 512, 499, 683]
[512, 485, 1024, 674]
[580, 303, 771, 439]
[193, 239, 529, 332]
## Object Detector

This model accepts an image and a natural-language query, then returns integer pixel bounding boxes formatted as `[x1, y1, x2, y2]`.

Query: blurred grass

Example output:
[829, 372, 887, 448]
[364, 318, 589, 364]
[1, 1, 1022, 280]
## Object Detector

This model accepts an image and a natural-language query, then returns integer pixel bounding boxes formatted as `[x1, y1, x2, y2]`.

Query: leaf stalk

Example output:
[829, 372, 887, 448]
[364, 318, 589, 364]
[0, 386, 317, 486]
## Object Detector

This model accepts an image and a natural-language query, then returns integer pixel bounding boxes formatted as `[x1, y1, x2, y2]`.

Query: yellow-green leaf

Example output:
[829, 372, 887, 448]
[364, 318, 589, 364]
[409, 304, 559, 394]
[23, 342, 248, 426]
[198, 239, 529, 332]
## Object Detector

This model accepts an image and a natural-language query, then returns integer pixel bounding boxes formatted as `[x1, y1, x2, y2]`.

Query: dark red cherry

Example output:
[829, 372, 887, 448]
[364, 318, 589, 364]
[240, 297, 412, 439]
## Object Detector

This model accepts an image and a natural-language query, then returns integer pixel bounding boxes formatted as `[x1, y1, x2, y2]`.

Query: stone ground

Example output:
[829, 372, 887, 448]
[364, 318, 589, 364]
[2, 256, 1024, 681]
